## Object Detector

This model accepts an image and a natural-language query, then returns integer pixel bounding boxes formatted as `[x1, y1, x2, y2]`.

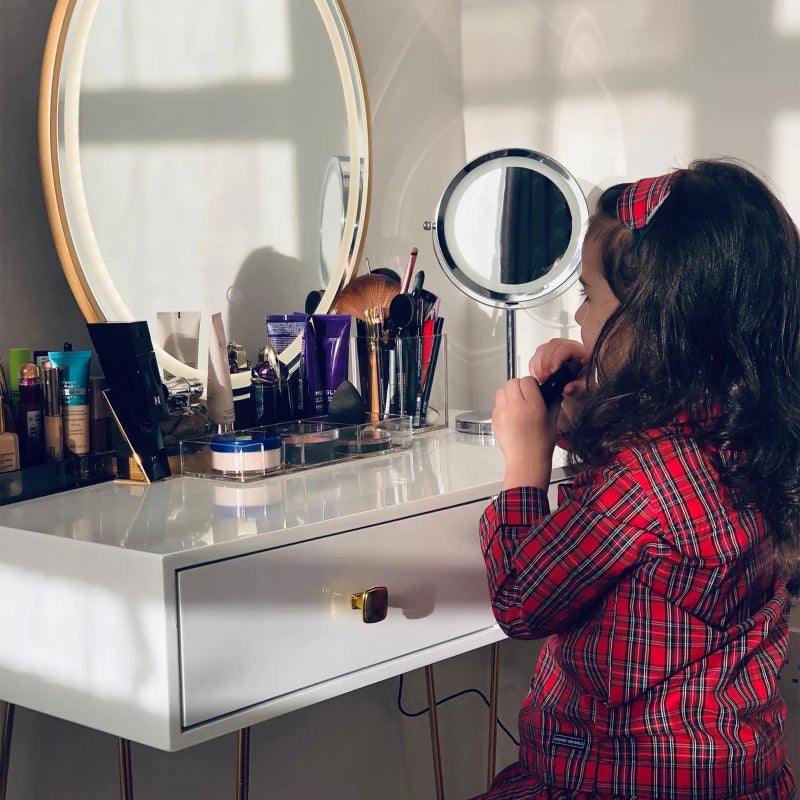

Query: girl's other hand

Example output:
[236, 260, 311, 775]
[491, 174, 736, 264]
[493, 377, 560, 491]
[529, 338, 591, 434]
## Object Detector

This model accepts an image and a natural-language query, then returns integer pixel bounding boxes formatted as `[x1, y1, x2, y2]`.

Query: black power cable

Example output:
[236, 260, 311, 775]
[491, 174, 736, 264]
[396, 674, 520, 747]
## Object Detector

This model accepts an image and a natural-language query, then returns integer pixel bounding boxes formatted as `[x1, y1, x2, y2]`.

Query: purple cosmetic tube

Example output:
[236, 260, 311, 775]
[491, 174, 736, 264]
[311, 315, 351, 414]
[302, 318, 325, 417]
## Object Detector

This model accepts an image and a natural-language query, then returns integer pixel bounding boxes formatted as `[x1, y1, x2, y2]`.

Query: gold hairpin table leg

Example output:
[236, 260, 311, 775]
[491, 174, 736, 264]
[117, 737, 134, 800]
[424, 665, 445, 800]
[0, 702, 14, 800]
[487, 642, 500, 791]
[236, 727, 251, 800]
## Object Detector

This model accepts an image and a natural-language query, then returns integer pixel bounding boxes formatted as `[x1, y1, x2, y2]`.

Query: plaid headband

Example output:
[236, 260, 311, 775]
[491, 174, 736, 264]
[616, 170, 681, 229]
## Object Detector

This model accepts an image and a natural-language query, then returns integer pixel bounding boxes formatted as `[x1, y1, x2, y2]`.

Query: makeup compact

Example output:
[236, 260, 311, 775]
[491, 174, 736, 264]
[210, 431, 283, 477]
[336, 425, 392, 456]
[282, 426, 339, 466]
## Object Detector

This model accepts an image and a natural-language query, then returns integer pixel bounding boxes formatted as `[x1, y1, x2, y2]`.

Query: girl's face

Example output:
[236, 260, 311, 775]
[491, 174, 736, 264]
[574, 233, 621, 355]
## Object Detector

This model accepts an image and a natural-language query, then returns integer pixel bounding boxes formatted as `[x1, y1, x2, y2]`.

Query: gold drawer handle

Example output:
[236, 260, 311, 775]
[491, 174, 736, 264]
[351, 586, 388, 623]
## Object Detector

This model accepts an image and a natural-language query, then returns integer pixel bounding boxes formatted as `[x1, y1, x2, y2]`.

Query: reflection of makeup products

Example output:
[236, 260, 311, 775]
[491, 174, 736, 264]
[0, 399, 19, 473]
[47, 349, 91, 456]
[87, 321, 171, 482]
[156, 311, 201, 378]
[207, 313, 235, 432]
[400, 247, 419, 294]
[89, 376, 112, 452]
[7, 348, 30, 414]
[210, 431, 282, 476]
[539, 358, 582, 406]
[17, 363, 45, 467]
[283, 428, 339, 466]
[43, 364, 64, 461]
[213, 482, 284, 521]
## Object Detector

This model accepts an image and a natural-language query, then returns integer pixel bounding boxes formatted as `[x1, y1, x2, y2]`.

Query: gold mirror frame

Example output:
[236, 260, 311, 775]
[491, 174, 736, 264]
[39, 0, 371, 385]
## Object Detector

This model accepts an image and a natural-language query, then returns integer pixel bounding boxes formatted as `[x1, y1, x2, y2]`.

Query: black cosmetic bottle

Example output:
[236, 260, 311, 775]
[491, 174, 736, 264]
[87, 321, 171, 482]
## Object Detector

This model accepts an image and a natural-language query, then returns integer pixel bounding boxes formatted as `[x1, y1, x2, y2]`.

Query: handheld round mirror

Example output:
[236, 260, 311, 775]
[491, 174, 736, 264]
[425, 148, 589, 436]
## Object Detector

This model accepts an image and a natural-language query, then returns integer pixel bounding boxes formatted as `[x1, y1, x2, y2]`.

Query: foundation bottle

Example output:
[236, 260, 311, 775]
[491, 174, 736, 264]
[0, 402, 19, 474]
[18, 362, 45, 467]
[43, 364, 64, 461]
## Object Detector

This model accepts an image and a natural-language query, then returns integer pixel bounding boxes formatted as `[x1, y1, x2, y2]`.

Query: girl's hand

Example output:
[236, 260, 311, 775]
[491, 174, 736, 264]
[492, 376, 560, 491]
[529, 338, 591, 434]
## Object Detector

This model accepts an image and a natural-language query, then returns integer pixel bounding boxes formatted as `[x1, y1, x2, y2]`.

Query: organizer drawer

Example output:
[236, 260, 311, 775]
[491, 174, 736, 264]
[177, 499, 496, 727]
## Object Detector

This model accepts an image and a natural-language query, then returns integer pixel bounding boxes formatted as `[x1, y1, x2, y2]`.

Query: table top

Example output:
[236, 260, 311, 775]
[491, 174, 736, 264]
[0, 425, 505, 553]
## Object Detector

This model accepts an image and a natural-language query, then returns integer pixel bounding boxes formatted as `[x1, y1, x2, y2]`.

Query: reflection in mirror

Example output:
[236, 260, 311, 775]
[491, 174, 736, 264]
[40, 0, 370, 383]
[452, 167, 572, 289]
[433, 150, 587, 309]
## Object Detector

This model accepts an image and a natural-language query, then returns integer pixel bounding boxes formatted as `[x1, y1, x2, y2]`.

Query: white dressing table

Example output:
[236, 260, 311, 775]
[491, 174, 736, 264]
[0, 422, 570, 798]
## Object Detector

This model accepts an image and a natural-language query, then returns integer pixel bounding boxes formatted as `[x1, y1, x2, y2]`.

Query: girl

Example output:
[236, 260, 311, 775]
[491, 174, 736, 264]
[474, 160, 800, 800]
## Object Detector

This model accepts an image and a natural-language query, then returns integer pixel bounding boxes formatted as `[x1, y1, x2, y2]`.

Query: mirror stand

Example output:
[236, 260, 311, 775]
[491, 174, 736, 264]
[426, 148, 588, 441]
[453, 308, 517, 438]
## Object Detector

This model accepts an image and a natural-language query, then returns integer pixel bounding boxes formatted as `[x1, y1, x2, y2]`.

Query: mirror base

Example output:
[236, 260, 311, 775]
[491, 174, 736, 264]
[455, 411, 495, 438]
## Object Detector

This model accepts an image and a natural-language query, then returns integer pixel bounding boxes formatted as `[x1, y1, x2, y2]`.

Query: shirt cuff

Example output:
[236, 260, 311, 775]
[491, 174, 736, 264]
[479, 485, 550, 555]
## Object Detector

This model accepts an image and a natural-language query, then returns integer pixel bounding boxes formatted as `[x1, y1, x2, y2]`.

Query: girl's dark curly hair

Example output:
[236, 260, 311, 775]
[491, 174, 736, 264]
[569, 159, 800, 592]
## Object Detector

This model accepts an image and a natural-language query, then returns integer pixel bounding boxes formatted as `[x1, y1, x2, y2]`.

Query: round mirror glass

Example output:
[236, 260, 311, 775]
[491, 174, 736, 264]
[40, 0, 370, 384]
[433, 149, 588, 309]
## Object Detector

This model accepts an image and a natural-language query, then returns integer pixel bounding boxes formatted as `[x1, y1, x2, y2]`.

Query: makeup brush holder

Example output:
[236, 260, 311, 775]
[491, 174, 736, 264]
[354, 333, 448, 432]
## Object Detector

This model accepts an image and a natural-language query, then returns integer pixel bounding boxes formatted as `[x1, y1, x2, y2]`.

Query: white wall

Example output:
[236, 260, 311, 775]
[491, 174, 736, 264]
[1, 0, 799, 797]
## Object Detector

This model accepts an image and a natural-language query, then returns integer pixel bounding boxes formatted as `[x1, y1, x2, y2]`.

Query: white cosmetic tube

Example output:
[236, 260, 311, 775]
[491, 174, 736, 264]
[207, 313, 235, 432]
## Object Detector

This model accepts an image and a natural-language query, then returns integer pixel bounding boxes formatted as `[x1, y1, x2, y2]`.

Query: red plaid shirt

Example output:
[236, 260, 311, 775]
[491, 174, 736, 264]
[480, 427, 794, 799]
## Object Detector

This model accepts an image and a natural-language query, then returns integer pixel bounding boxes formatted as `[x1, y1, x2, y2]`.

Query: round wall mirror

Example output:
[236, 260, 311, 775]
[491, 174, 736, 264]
[39, 0, 370, 387]
[427, 148, 588, 435]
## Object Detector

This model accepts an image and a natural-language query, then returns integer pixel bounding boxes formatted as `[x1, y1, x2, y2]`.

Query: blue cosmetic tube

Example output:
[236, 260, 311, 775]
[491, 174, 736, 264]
[47, 350, 91, 455]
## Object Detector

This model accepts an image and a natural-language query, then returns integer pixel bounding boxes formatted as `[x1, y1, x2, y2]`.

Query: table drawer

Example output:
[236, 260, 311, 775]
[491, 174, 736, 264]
[177, 499, 496, 727]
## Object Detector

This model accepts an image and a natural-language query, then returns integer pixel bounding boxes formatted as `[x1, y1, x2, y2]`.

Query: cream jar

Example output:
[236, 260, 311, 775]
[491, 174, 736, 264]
[210, 431, 283, 477]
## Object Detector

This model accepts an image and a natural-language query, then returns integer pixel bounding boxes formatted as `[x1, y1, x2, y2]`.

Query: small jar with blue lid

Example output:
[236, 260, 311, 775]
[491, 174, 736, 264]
[210, 431, 283, 476]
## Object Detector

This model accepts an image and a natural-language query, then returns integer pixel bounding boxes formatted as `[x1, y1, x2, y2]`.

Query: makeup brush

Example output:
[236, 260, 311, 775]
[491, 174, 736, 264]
[400, 247, 419, 294]
[332, 274, 400, 320]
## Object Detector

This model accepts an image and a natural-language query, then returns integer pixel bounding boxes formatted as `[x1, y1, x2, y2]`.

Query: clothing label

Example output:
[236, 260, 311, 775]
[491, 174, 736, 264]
[551, 734, 588, 751]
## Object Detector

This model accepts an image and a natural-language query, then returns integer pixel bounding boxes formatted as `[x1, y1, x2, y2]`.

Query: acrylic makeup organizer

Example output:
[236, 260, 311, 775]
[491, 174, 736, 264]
[178, 414, 413, 483]
[354, 333, 448, 433]
[0, 450, 117, 506]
